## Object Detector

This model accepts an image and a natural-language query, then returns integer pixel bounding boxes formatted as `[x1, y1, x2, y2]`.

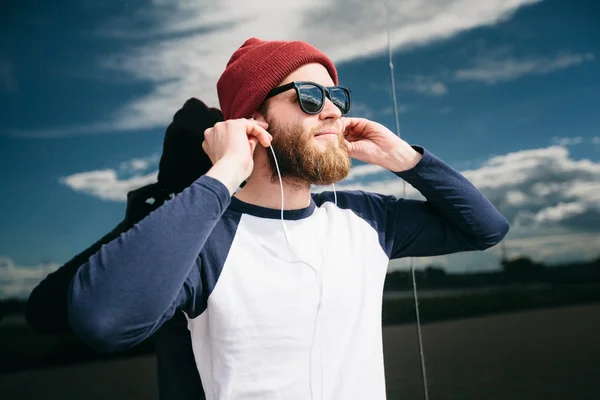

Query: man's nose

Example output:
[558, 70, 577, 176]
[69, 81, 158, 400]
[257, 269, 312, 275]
[319, 97, 342, 120]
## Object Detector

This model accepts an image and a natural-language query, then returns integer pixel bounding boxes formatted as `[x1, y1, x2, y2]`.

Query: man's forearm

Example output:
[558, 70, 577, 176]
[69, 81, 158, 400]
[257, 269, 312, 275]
[68, 174, 231, 352]
[393, 146, 509, 252]
[26, 221, 129, 334]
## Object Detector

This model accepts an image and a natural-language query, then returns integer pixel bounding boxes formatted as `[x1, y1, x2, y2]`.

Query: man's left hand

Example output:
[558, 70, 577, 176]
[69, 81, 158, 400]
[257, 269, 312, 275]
[342, 117, 422, 172]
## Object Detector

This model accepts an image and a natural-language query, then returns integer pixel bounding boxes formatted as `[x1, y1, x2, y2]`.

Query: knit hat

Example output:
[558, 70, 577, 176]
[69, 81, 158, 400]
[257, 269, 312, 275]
[217, 37, 338, 120]
[157, 97, 223, 194]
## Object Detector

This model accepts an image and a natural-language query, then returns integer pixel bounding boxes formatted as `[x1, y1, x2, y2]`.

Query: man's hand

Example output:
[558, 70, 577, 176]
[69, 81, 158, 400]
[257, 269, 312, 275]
[342, 117, 422, 172]
[203, 119, 272, 195]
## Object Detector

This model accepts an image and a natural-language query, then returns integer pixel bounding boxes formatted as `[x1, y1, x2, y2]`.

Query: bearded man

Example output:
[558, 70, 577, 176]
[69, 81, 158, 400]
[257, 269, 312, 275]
[67, 38, 509, 400]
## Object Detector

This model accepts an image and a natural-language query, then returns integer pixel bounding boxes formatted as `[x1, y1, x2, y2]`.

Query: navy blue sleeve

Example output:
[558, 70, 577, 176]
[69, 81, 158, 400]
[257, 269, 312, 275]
[26, 184, 162, 334]
[26, 220, 130, 334]
[383, 146, 510, 258]
[67, 175, 231, 352]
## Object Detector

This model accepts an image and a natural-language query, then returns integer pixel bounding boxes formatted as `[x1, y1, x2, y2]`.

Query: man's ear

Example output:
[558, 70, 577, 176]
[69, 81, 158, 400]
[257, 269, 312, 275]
[252, 111, 266, 123]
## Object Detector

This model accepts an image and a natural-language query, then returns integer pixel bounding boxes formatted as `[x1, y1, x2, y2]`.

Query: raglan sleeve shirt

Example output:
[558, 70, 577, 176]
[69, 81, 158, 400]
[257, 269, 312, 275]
[67, 145, 509, 353]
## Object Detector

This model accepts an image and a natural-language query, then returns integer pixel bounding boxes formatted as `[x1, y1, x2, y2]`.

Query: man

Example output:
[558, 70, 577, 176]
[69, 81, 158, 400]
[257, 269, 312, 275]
[67, 38, 509, 399]
[26, 97, 222, 399]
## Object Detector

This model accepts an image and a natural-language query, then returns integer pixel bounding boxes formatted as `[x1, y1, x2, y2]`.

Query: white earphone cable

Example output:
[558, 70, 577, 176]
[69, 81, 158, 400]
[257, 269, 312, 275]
[268, 143, 333, 400]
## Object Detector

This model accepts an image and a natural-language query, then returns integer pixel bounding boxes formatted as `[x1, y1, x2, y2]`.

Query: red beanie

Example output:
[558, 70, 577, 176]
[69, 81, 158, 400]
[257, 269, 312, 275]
[216, 37, 338, 120]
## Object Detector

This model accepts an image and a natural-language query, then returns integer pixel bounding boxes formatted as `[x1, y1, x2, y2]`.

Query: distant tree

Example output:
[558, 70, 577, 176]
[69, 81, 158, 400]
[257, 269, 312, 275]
[424, 265, 447, 284]
[501, 256, 547, 283]
[383, 270, 412, 291]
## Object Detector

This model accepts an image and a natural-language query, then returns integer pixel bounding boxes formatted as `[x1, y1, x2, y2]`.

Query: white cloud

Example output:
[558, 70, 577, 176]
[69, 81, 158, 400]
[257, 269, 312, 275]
[60, 169, 158, 202]
[119, 153, 161, 173]
[551, 136, 584, 146]
[390, 230, 600, 272]
[506, 190, 527, 205]
[0, 257, 59, 300]
[502, 232, 600, 265]
[348, 102, 376, 119]
[404, 75, 448, 96]
[454, 50, 595, 84]
[8, 0, 541, 138]
[534, 202, 586, 223]
[8, 122, 115, 139]
[381, 105, 409, 115]
[431, 147, 595, 233]
[60, 153, 160, 202]
[592, 137, 600, 145]
[347, 102, 408, 119]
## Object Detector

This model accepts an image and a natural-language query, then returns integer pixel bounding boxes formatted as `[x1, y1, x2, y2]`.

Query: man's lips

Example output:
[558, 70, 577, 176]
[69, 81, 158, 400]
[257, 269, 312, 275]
[315, 131, 338, 137]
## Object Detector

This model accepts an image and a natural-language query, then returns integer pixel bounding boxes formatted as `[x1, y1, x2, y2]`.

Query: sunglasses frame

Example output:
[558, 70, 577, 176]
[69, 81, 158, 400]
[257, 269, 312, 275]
[264, 81, 352, 115]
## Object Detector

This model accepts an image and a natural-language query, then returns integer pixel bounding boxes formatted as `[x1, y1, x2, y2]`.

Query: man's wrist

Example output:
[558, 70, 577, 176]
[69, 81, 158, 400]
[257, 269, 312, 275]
[205, 159, 245, 196]
[388, 144, 422, 172]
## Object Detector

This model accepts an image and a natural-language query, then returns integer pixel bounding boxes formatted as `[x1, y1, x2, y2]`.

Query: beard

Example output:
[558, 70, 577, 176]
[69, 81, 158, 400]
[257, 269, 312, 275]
[264, 115, 352, 188]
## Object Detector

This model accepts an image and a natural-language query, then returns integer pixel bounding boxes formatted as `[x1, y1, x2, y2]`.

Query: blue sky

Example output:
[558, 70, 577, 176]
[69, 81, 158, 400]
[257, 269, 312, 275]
[1, 0, 599, 298]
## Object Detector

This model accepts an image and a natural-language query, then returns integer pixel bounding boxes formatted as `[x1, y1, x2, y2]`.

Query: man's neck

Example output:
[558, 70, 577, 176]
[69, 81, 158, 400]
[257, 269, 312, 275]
[233, 173, 313, 211]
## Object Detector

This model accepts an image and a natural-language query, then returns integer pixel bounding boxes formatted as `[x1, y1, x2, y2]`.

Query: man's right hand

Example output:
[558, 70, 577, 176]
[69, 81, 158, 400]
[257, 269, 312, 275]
[203, 118, 272, 195]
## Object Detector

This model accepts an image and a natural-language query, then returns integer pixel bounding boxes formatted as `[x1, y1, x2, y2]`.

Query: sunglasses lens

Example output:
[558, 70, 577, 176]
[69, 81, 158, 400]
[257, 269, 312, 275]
[330, 88, 350, 114]
[297, 83, 351, 115]
[298, 83, 324, 113]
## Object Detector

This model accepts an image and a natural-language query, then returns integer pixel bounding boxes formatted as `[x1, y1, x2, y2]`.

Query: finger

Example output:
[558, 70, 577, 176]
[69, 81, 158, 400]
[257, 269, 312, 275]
[245, 121, 272, 147]
[247, 118, 269, 132]
[341, 117, 356, 136]
[344, 139, 354, 150]
[255, 121, 272, 143]
[248, 136, 259, 154]
[341, 117, 360, 129]
[344, 139, 357, 157]
[342, 118, 368, 139]
[254, 120, 269, 130]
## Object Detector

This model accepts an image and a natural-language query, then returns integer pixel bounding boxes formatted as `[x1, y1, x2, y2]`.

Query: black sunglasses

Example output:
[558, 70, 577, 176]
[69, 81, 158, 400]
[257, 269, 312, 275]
[264, 81, 351, 115]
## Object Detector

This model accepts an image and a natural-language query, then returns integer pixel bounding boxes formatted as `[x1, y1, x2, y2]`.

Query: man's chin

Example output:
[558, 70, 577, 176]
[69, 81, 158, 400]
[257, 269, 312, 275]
[313, 133, 342, 142]
[310, 170, 350, 187]
[312, 139, 348, 156]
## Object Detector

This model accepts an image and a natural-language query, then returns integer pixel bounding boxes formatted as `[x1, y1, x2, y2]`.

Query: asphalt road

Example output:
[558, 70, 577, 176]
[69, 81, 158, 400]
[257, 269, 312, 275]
[2, 304, 599, 400]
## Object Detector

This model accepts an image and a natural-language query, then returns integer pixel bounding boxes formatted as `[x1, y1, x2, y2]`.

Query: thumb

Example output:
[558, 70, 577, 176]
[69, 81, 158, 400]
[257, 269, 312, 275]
[344, 139, 355, 155]
[248, 136, 259, 155]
